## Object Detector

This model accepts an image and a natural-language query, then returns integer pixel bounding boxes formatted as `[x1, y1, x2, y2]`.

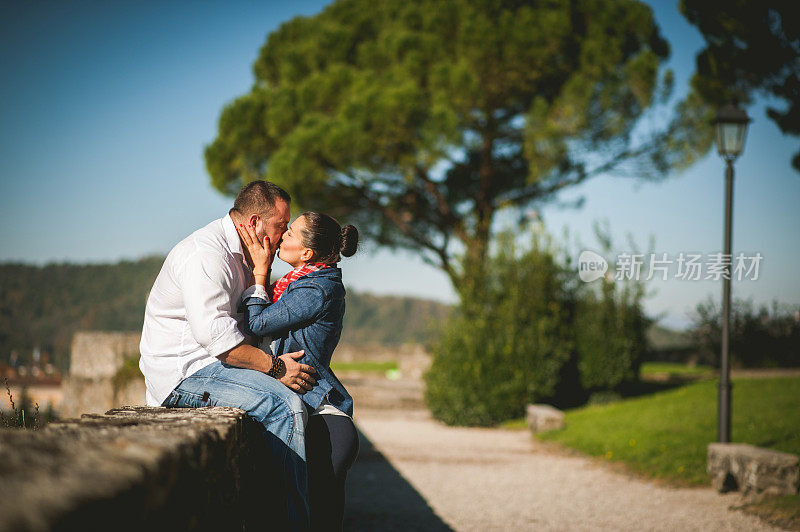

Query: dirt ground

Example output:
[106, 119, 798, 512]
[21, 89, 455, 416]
[342, 379, 782, 531]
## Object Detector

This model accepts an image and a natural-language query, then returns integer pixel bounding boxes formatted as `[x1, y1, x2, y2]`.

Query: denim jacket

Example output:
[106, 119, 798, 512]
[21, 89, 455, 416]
[241, 267, 353, 417]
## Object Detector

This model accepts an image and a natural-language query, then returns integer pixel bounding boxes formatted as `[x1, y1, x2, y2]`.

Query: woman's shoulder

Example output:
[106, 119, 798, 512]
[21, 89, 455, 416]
[291, 268, 344, 295]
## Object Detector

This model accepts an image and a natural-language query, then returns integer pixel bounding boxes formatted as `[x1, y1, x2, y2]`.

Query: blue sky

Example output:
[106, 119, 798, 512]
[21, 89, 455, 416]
[1, 1, 798, 330]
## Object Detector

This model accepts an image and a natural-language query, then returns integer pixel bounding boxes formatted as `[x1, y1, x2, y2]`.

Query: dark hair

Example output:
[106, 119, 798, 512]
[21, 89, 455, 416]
[299, 211, 358, 265]
[230, 180, 291, 218]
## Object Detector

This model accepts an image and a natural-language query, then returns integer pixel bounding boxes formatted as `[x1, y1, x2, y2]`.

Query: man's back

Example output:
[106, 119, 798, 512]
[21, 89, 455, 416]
[139, 215, 251, 406]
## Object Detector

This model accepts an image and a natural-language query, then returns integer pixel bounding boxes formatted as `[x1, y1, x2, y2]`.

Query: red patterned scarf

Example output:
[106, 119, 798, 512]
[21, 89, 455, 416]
[269, 262, 330, 302]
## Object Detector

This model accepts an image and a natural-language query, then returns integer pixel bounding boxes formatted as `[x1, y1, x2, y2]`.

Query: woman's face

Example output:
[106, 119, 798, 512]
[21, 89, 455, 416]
[277, 215, 314, 268]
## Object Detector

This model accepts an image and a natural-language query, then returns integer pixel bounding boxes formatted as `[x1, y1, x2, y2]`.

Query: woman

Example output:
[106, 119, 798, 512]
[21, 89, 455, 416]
[237, 211, 359, 532]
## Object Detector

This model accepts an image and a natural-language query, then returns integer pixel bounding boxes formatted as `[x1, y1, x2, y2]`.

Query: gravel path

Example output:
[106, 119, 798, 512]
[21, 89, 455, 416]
[344, 408, 779, 531]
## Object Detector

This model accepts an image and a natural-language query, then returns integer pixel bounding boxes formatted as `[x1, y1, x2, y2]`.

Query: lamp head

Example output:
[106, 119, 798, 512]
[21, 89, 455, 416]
[713, 103, 751, 162]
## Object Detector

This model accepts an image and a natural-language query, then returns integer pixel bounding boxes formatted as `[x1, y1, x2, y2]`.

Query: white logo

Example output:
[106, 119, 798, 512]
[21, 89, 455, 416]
[578, 250, 608, 282]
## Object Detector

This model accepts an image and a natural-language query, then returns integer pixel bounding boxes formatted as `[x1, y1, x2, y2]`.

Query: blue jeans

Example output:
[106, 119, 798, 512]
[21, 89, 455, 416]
[162, 360, 310, 530]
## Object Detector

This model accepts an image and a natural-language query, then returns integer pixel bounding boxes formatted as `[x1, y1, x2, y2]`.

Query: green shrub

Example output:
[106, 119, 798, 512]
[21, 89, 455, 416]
[574, 277, 649, 392]
[111, 354, 144, 394]
[424, 232, 574, 426]
[424, 224, 653, 426]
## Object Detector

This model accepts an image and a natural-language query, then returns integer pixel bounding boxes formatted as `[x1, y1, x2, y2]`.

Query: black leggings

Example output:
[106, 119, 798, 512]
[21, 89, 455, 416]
[306, 414, 360, 532]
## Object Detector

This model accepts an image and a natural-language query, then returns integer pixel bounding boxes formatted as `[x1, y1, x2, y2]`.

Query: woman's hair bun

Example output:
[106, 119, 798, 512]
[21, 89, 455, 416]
[340, 224, 359, 257]
[299, 211, 358, 264]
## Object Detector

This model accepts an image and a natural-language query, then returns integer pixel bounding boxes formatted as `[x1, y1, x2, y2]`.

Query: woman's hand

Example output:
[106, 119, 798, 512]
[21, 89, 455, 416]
[237, 223, 273, 276]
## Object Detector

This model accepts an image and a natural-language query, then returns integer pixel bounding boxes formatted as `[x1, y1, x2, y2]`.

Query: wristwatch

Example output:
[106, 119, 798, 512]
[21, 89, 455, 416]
[267, 354, 285, 378]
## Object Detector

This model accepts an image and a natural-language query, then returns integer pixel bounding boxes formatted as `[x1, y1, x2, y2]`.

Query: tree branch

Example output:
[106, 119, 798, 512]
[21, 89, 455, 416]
[414, 165, 469, 243]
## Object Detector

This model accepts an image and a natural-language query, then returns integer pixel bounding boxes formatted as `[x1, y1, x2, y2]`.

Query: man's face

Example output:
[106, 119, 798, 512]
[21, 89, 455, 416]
[256, 199, 290, 252]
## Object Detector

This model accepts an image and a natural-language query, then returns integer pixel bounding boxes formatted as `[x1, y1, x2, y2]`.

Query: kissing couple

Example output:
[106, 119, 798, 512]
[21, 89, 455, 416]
[140, 180, 360, 530]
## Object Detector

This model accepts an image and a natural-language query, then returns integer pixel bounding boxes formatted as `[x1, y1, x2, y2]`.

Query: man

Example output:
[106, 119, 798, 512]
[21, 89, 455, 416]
[140, 180, 315, 530]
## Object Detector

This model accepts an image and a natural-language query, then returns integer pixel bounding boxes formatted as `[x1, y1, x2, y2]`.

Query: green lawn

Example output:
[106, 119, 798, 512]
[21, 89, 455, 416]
[329, 360, 398, 373]
[537, 377, 800, 486]
[639, 362, 714, 378]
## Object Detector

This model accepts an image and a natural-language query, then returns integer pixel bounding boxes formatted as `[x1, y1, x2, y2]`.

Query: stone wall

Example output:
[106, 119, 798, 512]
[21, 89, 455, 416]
[60, 331, 145, 418]
[59, 332, 432, 418]
[68, 331, 141, 379]
[0, 406, 279, 531]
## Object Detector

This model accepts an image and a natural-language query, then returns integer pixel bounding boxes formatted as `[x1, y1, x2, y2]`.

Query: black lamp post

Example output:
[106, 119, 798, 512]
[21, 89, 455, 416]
[713, 103, 751, 443]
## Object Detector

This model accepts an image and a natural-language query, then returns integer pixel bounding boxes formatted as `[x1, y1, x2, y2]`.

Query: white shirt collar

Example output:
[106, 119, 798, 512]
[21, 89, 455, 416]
[222, 214, 244, 257]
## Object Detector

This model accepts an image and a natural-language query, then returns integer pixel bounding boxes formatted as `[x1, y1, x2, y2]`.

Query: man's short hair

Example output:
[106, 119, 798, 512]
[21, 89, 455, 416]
[230, 180, 291, 219]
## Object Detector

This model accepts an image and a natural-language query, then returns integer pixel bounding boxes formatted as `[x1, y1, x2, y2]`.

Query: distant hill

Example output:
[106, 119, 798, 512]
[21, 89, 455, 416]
[0, 258, 166, 371]
[2, 258, 699, 372]
[0, 258, 451, 371]
[342, 291, 451, 346]
[645, 323, 694, 351]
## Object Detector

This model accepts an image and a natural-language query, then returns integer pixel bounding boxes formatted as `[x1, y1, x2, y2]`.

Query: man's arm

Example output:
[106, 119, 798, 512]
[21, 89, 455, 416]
[182, 252, 248, 356]
[217, 342, 270, 372]
[217, 342, 317, 393]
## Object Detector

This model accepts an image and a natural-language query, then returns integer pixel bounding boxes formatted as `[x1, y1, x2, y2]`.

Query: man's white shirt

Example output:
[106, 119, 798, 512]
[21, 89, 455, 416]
[140, 214, 252, 406]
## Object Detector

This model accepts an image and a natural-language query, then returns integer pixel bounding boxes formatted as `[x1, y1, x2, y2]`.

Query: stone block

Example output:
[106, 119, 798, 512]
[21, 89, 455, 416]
[707, 443, 799, 499]
[0, 406, 278, 531]
[526, 404, 564, 433]
[60, 331, 145, 418]
[60, 375, 146, 418]
[69, 331, 141, 379]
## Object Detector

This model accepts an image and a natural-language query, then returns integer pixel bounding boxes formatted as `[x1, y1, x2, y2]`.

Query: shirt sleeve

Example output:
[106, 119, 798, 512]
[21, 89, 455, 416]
[181, 250, 246, 357]
[241, 284, 269, 301]
[243, 283, 325, 338]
